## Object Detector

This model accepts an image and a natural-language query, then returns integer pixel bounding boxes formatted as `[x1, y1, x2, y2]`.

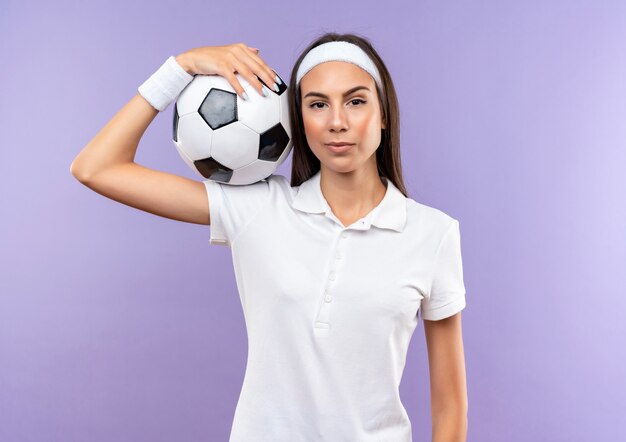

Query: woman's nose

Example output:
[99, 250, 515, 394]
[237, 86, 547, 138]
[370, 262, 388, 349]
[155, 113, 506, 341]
[329, 106, 348, 130]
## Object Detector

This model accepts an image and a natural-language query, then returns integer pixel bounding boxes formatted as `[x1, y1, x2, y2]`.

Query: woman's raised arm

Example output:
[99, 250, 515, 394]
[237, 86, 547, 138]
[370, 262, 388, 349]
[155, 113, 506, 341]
[70, 44, 279, 225]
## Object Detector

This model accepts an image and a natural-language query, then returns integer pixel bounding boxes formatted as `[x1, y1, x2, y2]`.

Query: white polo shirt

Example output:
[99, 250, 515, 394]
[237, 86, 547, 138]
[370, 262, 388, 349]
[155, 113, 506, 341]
[203, 170, 466, 442]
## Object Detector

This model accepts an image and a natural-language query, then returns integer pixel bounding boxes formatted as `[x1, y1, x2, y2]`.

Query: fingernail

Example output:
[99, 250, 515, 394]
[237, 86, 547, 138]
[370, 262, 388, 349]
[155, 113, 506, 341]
[275, 74, 282, 85]
[273, 83, 280, 93]
[242, 92, 249, 101]
[262, 86, 269, 97]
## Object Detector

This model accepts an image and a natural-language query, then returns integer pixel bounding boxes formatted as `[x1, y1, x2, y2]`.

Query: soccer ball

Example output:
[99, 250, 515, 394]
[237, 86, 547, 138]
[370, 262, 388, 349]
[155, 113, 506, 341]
[172, 72, 292, 185]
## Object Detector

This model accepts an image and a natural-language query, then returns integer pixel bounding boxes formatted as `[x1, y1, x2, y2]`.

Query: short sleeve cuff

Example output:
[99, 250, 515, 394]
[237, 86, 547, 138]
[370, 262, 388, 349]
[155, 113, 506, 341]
[203, 180, 229, 246]
[420, 294, 466, 321]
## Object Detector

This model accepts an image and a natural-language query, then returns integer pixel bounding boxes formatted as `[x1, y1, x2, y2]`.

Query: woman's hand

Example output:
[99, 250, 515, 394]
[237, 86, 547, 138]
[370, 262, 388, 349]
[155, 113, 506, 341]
[175, 43, 281, 101]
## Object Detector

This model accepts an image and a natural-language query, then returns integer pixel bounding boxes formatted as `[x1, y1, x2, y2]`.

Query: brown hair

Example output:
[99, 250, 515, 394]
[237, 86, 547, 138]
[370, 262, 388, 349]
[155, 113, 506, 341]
[287, 31, 408, 197]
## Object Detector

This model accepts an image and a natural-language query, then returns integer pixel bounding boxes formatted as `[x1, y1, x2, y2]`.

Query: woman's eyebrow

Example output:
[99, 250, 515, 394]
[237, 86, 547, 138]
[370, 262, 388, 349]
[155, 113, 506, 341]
[303, 85, 370, 99]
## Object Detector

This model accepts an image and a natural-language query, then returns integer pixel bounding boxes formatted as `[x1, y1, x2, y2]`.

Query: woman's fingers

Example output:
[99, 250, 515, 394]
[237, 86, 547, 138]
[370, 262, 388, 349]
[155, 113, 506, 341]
[242, 47, 281, 89]
[240, 56, 278, 93]
[185, 43, 280, 101]
[220, 68, 248, 101]
[231, 59, 268, 98]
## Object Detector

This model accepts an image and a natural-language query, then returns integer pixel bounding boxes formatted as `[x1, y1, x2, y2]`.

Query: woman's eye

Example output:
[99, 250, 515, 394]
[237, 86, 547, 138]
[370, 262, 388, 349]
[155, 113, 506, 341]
[309, 99, 366, 109]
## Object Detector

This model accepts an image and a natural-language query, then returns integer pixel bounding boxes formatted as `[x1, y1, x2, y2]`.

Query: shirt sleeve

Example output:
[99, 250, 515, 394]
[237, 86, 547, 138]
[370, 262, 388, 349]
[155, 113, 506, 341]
[203, 177, 271, 247]
[420, 218, 467, 321]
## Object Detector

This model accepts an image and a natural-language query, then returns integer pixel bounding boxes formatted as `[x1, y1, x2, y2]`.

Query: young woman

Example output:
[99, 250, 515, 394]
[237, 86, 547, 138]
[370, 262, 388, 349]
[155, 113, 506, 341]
[71, 32, 468, 442]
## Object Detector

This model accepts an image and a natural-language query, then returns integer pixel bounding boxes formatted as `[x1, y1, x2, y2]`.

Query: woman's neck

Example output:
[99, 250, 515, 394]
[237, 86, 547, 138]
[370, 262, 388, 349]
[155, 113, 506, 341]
[319, 166, 387, 226]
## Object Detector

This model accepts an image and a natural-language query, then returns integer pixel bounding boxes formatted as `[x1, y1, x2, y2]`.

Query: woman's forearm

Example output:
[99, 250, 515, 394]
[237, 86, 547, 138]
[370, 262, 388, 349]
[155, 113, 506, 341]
[432, 409, 467, 442]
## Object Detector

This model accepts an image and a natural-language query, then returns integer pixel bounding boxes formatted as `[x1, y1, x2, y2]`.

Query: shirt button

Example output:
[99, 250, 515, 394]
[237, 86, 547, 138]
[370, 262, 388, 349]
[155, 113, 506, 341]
[329, 272, 336, 281]
[341, 233, 348, 239]
[335, 253, 342, 260]
[324, 295, 333, 302]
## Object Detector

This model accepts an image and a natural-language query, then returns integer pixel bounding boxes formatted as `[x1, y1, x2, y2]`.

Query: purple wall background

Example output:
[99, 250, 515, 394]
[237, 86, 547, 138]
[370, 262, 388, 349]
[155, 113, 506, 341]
[2, 0, 625, 440]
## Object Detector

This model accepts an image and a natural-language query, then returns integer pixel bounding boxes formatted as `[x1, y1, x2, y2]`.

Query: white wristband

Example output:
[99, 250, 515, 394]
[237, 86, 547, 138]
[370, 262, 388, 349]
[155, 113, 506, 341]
[138, 55, 195, 112]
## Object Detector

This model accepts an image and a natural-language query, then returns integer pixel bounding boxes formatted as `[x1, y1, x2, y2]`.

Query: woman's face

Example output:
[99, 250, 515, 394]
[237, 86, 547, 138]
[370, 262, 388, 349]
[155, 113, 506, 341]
[299, 61, 386, 174]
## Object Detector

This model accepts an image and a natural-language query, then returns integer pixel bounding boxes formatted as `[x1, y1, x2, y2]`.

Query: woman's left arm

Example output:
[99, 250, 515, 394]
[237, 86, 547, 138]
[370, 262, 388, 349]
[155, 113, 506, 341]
[423, 311, 468, 442]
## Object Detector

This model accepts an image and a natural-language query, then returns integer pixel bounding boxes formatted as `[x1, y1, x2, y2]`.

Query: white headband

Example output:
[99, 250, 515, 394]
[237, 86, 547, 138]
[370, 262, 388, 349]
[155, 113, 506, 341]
[295, 41, 383, 91]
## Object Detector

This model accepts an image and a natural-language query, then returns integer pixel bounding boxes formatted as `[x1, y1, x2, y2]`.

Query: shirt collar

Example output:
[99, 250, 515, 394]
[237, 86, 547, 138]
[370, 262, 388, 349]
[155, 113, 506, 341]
[291, 170, 407, 232]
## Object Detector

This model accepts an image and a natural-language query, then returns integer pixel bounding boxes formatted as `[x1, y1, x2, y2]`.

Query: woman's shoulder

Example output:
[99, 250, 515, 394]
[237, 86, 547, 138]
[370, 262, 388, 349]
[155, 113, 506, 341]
[265, 173, 290, 186]
[264, 173, 295, 192]
[262, 173, 301, 201]
[405, 196, 459, 233]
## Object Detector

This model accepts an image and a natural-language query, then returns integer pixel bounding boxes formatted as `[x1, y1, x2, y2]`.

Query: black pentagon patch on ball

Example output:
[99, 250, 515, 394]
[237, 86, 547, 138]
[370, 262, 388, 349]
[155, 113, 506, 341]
[194, 157, 234, 182]
[256, 74, 287, 96]
[199, 88, 238, 130]
[259, 123, 290, 161]
[173, 103, 180, 142]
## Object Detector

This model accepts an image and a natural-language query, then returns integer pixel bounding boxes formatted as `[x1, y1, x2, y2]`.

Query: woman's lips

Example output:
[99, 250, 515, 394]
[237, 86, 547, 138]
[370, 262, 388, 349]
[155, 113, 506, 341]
[325, 143, 355, 153]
